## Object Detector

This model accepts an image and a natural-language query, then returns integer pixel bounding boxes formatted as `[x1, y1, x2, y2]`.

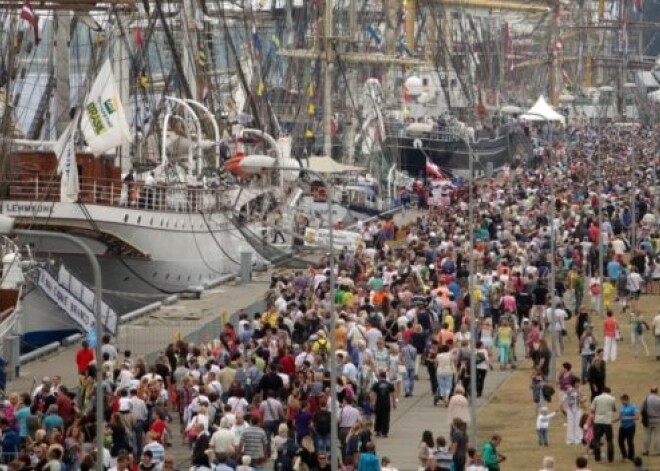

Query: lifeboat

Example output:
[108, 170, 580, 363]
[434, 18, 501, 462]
[224, 152, 250, 178]
[238, 154, 276, 174]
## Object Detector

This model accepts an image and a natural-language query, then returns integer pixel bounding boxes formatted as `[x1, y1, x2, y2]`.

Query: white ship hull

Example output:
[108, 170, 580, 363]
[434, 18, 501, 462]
[2, 201, 268, 307]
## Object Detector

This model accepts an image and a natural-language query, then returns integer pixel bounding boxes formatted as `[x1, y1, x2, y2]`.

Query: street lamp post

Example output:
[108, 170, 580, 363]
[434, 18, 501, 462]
[0, 219, 105, 471]
[239, 163, 338, 471]
[463, 136, 479, 446]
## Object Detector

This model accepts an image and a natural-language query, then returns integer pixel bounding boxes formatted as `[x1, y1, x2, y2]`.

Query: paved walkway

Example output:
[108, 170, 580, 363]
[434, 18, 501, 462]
[7, 274, 271, 393]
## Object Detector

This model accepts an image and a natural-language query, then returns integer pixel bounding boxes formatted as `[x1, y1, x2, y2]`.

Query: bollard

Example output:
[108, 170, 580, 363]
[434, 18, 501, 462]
[240, 252, 252, 283]
[3, 335, 20, 380]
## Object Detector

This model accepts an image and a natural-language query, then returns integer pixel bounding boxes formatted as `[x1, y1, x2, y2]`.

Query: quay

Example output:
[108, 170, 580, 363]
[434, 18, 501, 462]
[6, 208, 516, 469]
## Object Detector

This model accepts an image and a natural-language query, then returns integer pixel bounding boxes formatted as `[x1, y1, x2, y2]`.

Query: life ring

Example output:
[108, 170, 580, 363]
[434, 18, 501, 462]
[314, 186, 328, 202]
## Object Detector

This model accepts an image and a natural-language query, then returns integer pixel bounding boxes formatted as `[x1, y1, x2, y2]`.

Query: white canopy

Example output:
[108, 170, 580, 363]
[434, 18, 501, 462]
[304, 155, 366, 174]
[519, 95, 566, 124]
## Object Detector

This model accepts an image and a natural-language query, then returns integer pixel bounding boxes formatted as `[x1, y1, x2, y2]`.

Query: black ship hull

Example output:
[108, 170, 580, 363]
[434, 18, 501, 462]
[385, 128, 514, 178]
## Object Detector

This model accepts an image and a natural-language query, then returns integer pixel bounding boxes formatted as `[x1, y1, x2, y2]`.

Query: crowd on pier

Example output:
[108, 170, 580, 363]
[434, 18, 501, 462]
[0, 123, 660, 471]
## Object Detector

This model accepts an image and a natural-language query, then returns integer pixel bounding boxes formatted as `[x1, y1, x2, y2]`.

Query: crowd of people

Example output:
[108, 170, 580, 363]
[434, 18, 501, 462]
[0, 122, 659, 471]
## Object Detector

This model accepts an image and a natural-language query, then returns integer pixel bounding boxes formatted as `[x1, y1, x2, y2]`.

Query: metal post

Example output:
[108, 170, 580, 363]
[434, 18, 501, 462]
[14, 230, 104, 471]
[547, 127, 559, 379]
[464, 135, 478, 446]
[597, 149, 605, 318]
[326, 176, 338, 471]
[630, 147, 636, 250]
[323, 0, 334, 158]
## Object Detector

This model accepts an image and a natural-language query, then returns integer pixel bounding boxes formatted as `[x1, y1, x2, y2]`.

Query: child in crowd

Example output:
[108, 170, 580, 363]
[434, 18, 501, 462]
[535, 406, 556, 446]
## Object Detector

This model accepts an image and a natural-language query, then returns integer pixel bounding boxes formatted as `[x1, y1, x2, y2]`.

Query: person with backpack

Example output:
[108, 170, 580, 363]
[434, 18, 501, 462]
[630, 312, 650, 357]
[311, 331, 331, 365]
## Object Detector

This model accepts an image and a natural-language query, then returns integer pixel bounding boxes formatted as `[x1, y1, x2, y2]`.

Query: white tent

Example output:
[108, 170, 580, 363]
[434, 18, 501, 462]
[519, 95, 566, 124]
[304, 155, 366, 174]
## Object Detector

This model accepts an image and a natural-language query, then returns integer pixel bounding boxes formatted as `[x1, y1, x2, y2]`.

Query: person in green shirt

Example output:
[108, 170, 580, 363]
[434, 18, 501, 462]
[481, 435, 506, 471]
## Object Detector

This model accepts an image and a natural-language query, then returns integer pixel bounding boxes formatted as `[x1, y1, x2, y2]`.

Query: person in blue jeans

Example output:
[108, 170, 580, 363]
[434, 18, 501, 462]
[401, 341, 417, 397]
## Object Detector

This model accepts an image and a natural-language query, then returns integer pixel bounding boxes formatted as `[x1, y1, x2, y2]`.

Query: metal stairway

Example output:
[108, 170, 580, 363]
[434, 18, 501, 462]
[229, 216, 292, 264]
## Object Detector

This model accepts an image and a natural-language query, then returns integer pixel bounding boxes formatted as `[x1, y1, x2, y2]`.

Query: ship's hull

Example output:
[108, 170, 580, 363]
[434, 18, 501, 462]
[1, 201, 268, 313]
[385, 130, 514, 178]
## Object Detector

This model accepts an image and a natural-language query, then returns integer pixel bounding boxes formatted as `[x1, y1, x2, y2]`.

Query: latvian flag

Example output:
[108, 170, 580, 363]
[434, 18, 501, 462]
[21, 0, 40, 45]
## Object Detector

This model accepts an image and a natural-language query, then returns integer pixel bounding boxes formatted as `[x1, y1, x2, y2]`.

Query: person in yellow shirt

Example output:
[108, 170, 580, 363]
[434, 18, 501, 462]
[311, 331, 332, 362]
[602, 279, 615, 310]
[342, 289, 355, 308]
[334, 319, 348, 350]
[442, 308, 455, 332]
[262, 306, 279, 329]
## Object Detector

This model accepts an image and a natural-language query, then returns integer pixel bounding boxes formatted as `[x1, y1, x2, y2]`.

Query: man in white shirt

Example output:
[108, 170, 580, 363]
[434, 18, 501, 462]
[545, 304, 568, 355]
[626, 268, 644, 311]
[210, 418, 236, 457]
[231, 413, 248, 447]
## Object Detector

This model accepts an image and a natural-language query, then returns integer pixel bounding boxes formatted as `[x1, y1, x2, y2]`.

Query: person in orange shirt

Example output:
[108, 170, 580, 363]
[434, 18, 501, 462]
[372, 285, 389, 307]
[602, 310, 619, 362]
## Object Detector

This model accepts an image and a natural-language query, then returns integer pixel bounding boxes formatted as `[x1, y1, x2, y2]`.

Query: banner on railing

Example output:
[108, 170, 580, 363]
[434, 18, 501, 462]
[303, 228, 363, 251]
[38, 267, 117, 334]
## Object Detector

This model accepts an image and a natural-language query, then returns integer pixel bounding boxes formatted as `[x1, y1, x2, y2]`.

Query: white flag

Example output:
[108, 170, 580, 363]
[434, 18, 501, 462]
[80, 59, 131, 156]
[54, 119, 80, 203]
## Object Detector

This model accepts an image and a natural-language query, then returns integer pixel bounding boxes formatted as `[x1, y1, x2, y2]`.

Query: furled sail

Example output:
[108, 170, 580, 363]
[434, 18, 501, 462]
[54, 119, 79, 203]
[79, 60, 131, 155]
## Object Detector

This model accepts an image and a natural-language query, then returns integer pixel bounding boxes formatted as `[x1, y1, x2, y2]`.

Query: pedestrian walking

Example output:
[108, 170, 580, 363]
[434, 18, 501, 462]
[480, 435, 505, 471]
[641, 386, 660, 456]
[603, 310, 620, 362]
[450, 418, 468, 471]
[630, 312, 650, 357]
[560, 377, 584, 445]
[616, 393, 640, 461]
[370, 371, 396, 438]
[652, 312, 660, 361]
[591, 386, 617, 463]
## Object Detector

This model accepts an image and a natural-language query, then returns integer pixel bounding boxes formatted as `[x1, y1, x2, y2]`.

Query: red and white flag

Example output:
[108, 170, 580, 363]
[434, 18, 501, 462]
[21, 0, 40, 45]
[425, 158, 443, 178]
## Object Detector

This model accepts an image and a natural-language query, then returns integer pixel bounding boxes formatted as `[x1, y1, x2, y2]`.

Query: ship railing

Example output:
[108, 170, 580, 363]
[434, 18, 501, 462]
[4, 175, 233, 213]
